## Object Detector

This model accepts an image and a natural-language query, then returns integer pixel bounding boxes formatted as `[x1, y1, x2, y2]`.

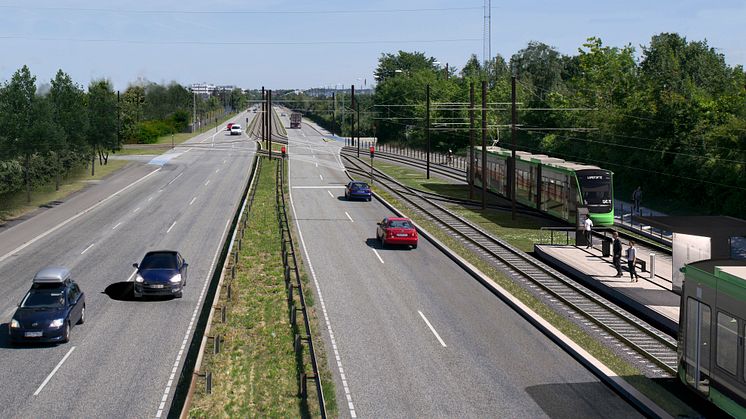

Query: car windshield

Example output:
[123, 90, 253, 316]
[140, 253, 177, 269]
[388, 220, 412, 229]
[351, 183, 368, 190]
[232, 125, 241, 130]
[21, 290, 65, 308]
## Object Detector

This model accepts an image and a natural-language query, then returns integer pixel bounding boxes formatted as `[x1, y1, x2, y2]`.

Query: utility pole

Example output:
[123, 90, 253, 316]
[511, 75, 517, 220]
[268, 89, 273, 160]
[426, 83, 431, 179]
[445, 63, 449, 80]
[351, 85, 356, 152]
[469, 82, 475, 199]
[332, 91, 336, 135]
[481, 80, 487, 210]
[356, 100, 361, 158]
[192, 92, 196, 133]
[261, 86, 265, 146]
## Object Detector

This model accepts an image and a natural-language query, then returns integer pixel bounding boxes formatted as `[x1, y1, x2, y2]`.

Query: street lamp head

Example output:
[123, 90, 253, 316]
[394, 69, 403, 73]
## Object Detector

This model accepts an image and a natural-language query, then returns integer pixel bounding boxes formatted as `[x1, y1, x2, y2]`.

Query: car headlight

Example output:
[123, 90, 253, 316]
[50, 319, 64, 329]
[169, 274, 182, 283]
[135, 274, 144, 283]
[10, 319, 20, 329]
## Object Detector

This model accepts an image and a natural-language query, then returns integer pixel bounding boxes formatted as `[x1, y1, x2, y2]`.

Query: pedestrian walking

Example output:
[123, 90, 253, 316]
[612, 231, 623, 277]
[632, 186, 642, 214]
[583, 215, 593, 249]
[627, 240, 639, 282]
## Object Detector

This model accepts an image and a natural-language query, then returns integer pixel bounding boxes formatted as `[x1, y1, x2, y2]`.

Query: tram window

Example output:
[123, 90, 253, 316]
[717, 312, 738, 376]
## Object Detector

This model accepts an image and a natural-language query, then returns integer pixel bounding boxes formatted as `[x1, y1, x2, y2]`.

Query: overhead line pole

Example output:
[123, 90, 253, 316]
[268, 89, 273, 160]
[426, 83, 431, 179]
[511, 75, 517, 220]
[481, 80, 487, 210]
[469, 82, 475, 200]
[261, 86, 265, 146]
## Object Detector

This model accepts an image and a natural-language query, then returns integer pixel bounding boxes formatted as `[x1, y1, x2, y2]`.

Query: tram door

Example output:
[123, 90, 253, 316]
[685, 297, 711, 396]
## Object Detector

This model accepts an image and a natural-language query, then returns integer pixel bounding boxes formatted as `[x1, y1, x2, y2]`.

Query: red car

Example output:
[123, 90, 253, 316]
[376, 217, 418, 249]
[226, 122, 234, 131]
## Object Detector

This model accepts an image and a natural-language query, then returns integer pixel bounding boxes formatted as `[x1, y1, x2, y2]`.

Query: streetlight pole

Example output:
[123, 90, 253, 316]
[511, 75, 517, 220]
[469, 82, 475, 199]
[426, 83, 431, 179]
[481, 80, 487, 210]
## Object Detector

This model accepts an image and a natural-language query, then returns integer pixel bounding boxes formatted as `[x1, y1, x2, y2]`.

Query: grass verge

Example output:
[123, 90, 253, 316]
[188, 158, 336, 418]
[121, 112, 240, 155]
[0, 160, 129, 224]
[366, 182, 698, 418]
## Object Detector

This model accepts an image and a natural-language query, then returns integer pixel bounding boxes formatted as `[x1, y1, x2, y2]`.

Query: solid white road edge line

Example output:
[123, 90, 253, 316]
[418, 311, 447, 347]
[0, 168, 161, 264]
[345, 212, 353, 222]
[372, 249, 384, 264]
[34, 346, 76, 396]
[289, 186, 357, 418]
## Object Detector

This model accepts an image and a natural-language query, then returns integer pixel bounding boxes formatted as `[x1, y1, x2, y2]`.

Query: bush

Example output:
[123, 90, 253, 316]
[135, 120, 176, 144]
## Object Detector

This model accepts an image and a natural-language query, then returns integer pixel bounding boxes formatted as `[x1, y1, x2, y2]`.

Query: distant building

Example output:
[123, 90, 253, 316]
[190, 83, 216, 97]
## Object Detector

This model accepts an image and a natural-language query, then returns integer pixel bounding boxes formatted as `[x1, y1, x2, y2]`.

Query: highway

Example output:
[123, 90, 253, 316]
[0, 112, 255, 418]
[284, 116, 643, 418]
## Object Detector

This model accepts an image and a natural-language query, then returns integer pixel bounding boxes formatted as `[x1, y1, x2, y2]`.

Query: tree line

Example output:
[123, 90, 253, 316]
[0, 65, 249, 203]
[291, 33, 746, 217]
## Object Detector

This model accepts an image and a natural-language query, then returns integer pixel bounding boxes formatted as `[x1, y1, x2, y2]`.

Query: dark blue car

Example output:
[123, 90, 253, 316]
[9, 267, 85, 344]
[133, 250, 188, 299]
[345, 181, 372, 201]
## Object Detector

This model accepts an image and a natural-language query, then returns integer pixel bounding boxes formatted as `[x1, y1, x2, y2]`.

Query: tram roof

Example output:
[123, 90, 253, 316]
[479, 146, 605, 172]
[688, 259, 746, 279]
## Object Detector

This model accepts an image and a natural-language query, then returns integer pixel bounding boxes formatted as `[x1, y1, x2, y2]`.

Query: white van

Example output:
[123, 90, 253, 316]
[230, 124, 242, 135]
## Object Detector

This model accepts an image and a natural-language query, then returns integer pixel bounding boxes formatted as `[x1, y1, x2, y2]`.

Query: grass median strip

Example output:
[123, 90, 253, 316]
[189, 158, 335, 418]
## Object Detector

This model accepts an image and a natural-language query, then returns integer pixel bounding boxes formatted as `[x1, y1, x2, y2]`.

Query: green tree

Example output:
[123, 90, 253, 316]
[373, 51, 438, 83]
[87, 79, 119, 172]
[50, 69, 89, 190]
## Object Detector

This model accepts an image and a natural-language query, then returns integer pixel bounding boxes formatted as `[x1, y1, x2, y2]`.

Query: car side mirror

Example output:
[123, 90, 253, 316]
[184, 263, 189, 268]
[133, 263, 139, 269]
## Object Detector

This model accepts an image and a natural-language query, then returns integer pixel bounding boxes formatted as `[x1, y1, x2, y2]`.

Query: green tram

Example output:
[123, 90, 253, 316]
[473, 146, 614, 226]
[679, 260, 746, 418]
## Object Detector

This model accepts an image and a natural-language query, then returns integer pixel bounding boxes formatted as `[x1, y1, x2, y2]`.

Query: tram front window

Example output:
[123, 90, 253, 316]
[578, 170, 612, 213]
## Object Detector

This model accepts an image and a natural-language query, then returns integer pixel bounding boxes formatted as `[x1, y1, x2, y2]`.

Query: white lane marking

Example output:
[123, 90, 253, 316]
[319, 174, 323, 180]
[372, 249, 384, 264]
[223, 159, 226, 164]
[315, 162, 318, 168]
[167, 221, 177, 233]
[418, 310, 447, 347]
[215, 169, 220, 173]
[80, 243, 95, 255]
[189, 196, 197, 206]
[204, 180, 210, 186]
[133, 207, 141, 213]
[166, 172, 183, 186]
[126, 269, 138, 282]
[112, 222, 122, 230]
[154, 210, 234, 418]
[327, 191, 334, 198]
[291, 186, 345, 189]
[34, 346, 76, 396]
[0, 168, 161, 264]
[289, 186, 353, 417]
[345, 212, 353, 222]
[148, 196, 153, 202]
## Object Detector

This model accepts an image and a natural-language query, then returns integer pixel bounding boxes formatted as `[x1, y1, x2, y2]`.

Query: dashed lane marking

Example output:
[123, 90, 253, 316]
[418, 310, 447, 347]
[34, 346, 76, 396]
[372, 249, 384, 264]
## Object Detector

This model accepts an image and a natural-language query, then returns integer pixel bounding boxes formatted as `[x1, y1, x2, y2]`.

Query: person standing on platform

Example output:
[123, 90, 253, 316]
[612, 231, 623, 277]
[632, 186, 642, 214]
[627, 240, 639, 282]
[583, 215, 593, 249]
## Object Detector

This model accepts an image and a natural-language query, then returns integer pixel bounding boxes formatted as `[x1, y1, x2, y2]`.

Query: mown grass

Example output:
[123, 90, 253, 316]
[0, 160, 129, 224]
[367, 185, 698, 418]
[189, 158, 336, 418]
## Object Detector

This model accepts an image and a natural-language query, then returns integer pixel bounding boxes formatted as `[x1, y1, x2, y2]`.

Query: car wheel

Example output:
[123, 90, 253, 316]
[78, 305, 86, 325]
[367, 197, 372, 202]
[62, 321, 71, 343]
[412, 244, 418, 249]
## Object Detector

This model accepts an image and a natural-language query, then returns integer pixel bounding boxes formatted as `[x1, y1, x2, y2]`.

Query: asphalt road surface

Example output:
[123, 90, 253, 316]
[0, 112, 255, 418]
[284, 116, 643, 418]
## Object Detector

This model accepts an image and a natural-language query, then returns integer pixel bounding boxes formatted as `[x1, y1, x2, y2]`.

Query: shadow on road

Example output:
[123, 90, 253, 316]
[0, 323, 59, 349]
[103, 282, 175, 302]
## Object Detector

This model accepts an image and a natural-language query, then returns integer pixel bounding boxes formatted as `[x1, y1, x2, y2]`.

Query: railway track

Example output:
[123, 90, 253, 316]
[341, 149, 678, 377]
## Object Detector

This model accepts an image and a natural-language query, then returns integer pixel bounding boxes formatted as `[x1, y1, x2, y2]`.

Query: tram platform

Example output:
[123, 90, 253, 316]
[535, 243, 680, 337]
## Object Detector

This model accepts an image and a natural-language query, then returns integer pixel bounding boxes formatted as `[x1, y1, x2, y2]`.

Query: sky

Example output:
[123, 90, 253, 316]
[0, 0, 744, 91]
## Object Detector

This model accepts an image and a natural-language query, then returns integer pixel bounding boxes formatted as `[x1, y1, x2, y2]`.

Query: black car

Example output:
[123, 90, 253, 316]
[345, 181, 372, 201]
[9, 267, 85, 344]
[133, 250, 188, 299]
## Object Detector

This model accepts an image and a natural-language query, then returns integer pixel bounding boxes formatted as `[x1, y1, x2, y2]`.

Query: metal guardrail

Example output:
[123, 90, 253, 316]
[275, 157, 327, 418]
